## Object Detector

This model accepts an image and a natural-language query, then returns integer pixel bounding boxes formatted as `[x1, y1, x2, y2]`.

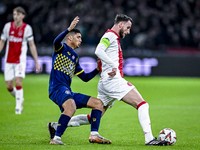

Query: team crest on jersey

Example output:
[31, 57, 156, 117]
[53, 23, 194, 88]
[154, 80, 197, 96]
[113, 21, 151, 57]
[18, 30, 23, 36]
[69, 63, 73, 70]
[72, 55, 75, 59]
[67, 51, 71, 56]
[65, 90, 70, 94]
[11, 31, 14, 34]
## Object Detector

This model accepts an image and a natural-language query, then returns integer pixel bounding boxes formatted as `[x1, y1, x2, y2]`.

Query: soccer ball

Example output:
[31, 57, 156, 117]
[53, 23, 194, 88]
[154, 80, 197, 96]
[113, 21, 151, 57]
[158, 128, 177, 145]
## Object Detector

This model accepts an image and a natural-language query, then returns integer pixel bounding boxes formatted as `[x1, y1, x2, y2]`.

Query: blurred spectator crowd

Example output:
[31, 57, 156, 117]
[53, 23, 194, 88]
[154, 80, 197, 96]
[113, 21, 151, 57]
[0, 0, 200, 51]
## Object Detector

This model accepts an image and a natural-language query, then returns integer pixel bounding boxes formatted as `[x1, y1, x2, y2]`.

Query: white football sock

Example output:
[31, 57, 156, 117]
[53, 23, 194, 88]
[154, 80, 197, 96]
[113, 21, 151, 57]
[9, 87, 16, 97]
[53, 135, 61, 140]
[15, 88, 23, 109]
[68, 114, 89, 126]
[138, 102, 154, 143]
[90, 131, 98, 135]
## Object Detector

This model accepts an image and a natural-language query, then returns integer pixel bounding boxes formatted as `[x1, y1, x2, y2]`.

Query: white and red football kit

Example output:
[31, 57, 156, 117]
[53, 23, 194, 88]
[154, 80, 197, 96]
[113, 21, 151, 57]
[95, 29, 134, 107]
[1, 22, 34, 80]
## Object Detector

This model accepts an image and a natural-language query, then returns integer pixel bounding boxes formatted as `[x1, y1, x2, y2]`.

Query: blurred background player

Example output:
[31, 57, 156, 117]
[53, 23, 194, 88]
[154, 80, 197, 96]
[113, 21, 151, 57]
[49, 14, 169, 146]
[0, 6, 41, 114]
[47, 16, 111, 145]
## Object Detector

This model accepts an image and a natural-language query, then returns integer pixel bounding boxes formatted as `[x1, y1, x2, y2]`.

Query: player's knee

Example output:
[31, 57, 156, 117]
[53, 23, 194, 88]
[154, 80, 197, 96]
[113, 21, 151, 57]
[15, 81, 22, 87]
[62, 99, 76, 117]
[63, 106, 76, 117]
[87, 97, 103, 111]
[89, 98, 103, 111]
[94, 99, 104, 111]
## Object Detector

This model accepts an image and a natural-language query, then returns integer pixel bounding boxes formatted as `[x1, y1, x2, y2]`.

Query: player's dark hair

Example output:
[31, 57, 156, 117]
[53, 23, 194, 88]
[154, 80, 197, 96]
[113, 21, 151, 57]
[68, 29, 81, 35]
[114, 14, 132, 24]
[13, 6, 26, 15]
[65, 28, 81, 41]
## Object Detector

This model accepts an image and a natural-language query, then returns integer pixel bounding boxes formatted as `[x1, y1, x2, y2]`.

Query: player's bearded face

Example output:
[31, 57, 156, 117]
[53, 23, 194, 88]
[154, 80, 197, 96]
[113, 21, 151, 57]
[119, 28, 125, 39]
[119, 21, 132, 39]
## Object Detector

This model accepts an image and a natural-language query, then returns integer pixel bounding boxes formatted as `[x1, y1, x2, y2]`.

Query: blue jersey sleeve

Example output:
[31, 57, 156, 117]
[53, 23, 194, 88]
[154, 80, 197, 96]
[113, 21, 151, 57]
[77, 69, 99, 82]
[74, 62, 99, 82]
[74, 62, 84, 76]
[53, 29, 69, 52]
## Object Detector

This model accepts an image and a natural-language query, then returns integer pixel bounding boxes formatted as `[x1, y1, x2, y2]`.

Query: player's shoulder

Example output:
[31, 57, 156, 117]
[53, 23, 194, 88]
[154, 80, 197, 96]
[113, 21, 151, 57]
[103, 31, 117, 38]
[2, 22, 11, 32]
[25, 23, 32, 30]
[4, 22, 11, 28]
[61, 43, 73, 53]
[5, 22, 11, 25]
[102, 30, 118, 42]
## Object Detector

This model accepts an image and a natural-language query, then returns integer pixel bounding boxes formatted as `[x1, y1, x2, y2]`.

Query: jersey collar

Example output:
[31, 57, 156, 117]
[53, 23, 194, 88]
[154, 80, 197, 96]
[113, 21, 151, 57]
[106, 29, 120, 39]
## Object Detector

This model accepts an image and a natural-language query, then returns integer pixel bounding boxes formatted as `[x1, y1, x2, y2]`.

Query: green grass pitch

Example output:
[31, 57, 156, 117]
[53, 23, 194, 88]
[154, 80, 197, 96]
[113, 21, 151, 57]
[0, 74, 199, 150]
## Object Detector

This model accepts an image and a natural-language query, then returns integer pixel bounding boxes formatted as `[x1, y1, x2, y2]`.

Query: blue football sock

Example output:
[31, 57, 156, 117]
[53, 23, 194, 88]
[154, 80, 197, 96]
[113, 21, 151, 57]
[55, 114, 71, 137]
[90, 109, 102, 132]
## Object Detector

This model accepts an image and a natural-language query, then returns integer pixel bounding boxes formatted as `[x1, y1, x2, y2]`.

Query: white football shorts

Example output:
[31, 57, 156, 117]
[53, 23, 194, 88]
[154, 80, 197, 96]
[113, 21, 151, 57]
[4, 63, 26, 81]
[97, 77, 134, 108]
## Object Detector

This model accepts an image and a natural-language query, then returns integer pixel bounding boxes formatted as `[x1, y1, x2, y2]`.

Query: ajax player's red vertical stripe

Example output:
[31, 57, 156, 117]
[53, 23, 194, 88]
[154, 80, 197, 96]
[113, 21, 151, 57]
[117, 39, 123, 77]
[7, 22, 27, 63]
[98, 58, 102, 72]
[106, 29, 123, 77]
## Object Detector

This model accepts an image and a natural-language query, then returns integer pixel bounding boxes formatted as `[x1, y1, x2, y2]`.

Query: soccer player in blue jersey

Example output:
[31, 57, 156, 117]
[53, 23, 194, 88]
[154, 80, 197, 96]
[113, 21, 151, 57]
[47, 16, 111, 145]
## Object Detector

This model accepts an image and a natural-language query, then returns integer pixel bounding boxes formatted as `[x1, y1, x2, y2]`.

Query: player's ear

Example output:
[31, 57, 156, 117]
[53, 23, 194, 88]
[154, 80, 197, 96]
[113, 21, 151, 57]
[68, 34, 73, 41]
[118, 22, 124, 29]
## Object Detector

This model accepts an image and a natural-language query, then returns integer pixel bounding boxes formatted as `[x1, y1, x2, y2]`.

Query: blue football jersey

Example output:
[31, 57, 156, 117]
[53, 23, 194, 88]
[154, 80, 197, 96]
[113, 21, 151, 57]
[49, 43, 83, 95]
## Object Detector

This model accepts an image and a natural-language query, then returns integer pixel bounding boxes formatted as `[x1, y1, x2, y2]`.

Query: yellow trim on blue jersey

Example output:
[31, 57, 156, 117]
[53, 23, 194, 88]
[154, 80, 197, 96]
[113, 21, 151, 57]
[75, 70, 84, 76]
[100, 38, 110, 48]
[54, 44, 63, 52]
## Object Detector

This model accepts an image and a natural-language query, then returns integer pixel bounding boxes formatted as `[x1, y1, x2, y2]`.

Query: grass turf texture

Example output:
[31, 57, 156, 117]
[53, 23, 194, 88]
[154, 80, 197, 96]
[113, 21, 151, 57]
[0, 74, 199, 150]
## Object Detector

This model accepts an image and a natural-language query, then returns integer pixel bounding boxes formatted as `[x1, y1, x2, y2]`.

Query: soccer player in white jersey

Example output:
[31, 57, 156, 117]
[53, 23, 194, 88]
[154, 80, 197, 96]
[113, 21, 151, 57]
[0, 6, 41, 114]
[48, 14, 168, 146]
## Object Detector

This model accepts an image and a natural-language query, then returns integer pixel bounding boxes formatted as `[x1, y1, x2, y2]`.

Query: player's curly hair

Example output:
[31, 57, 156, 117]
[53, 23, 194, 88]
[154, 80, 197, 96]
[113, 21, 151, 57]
[114, 14, 132, 24]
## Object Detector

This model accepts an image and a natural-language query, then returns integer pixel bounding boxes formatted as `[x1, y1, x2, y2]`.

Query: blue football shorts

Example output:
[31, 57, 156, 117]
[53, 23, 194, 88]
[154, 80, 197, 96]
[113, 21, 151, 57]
[49, 86, 90, 112]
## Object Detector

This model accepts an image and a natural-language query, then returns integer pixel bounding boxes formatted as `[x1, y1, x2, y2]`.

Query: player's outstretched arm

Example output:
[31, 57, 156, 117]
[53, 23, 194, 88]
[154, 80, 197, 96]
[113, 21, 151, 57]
[68, 16, 79, 31]
[77, 68, 100, 82]
[75, 60, 100, 82]
[53, 16, 79, 51]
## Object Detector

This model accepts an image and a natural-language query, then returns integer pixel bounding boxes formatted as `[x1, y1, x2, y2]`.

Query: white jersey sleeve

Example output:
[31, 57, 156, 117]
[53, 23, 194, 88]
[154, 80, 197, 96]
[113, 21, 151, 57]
[24, 24, 34, 41]
[95, 32, 118, 68]
[1, 22, 10, 41]
[95, 43, 118, 68]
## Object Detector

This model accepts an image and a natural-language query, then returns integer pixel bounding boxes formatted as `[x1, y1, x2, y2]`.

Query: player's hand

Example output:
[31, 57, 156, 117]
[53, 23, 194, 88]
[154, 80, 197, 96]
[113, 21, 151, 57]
[108, 68, 117, 77]
[68, 16, 79, 31]
[35, 63, 41, 73]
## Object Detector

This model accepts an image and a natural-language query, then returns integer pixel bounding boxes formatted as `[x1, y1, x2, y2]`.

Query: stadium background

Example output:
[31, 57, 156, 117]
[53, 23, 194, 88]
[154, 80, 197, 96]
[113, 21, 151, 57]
[0, 1, 200, 149]
[0, 0, 200, 76]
